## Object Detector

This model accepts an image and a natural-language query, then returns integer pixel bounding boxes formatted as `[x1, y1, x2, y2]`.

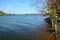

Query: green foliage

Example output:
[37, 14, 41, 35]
[48, 8, 58, 18]
[0, 11, 17, 16]
[0, 11, 6, 16]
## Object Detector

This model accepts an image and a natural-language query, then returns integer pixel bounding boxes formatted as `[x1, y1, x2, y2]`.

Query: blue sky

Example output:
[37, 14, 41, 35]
[0, 0, 44, 14]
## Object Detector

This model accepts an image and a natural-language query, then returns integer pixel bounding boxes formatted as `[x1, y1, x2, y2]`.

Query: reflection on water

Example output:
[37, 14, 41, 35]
[0, 15, 48, 40]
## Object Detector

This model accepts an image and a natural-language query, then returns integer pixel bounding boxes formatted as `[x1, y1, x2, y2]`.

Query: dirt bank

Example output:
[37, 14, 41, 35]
[42, 27, 60, 40]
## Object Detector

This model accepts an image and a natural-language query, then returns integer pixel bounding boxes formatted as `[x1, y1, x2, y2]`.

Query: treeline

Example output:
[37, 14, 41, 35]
[0, 11, 17, 16]
[0, 11, 6, 16]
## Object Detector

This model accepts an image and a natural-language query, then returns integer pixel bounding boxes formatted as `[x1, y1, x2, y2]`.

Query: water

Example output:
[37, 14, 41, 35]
[0, 15, 48, 40]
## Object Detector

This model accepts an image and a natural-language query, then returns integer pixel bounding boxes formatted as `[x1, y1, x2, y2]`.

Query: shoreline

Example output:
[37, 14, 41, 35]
[43, 26, 60, 40]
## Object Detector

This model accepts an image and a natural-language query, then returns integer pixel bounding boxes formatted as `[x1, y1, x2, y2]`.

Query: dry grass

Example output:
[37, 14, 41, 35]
[43, 26, 60, 40]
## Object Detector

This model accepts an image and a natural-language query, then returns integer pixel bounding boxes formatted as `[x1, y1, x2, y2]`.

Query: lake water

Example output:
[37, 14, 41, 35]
[0, 15, 48, 40]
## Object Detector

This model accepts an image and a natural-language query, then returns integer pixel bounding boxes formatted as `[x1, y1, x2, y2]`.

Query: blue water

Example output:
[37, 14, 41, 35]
[0, 15, 48, 40]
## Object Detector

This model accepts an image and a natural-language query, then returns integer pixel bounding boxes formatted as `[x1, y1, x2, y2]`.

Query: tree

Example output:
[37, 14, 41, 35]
[34, 0, 59, 38]
[0, 11, 6, 16]
[47, 0, 60, 17]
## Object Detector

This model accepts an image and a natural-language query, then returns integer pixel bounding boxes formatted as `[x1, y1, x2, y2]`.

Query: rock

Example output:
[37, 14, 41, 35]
[44, 17, 52, 25]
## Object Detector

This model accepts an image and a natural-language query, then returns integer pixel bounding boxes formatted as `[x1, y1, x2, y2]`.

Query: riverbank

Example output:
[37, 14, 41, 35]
[43, 26, 60, 40]
[43, 27, 55, 40]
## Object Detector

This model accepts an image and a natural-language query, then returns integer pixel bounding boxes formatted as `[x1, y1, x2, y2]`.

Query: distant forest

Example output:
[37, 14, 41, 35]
[0, 11, 17, 16]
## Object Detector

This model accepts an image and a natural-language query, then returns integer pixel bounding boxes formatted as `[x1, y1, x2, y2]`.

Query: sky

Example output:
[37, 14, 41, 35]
[0, 0, 45, 14]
